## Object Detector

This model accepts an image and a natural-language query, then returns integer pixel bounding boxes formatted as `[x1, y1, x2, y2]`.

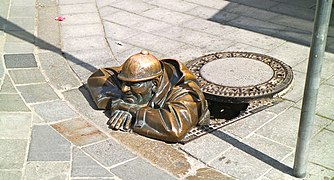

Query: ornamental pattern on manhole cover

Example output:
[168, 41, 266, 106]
[186, 51, 294, 103]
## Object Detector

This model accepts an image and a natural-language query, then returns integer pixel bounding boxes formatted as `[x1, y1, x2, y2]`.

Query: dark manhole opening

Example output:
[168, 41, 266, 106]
[181, 51, 293, 144]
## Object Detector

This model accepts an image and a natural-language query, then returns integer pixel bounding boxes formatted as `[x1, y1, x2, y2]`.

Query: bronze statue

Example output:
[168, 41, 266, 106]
[87, 50, 209, 142]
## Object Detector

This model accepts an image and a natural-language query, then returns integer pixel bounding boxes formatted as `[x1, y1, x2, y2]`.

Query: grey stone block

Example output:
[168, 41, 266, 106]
[0, 113, 32, 139]
[281, 71, 306, 102]
[106, 39, 134, 56]
[4, 53, 37, 68]
[61, 23, 105, 39]
[9, 68, 45, 84]
[265, 100, 295, 115]
[0, 171, 22, 180]
[142, 7, 194, 24]
[110, 157, 176, 180]
[98, 5, 120, 17]
[9, 6, 35, 18]
[315, 84, 334, 120]
[37, 0, 57, 7]
[32, 100, 79, 122]
[103, 21, 139, 41]
[0, 94, 30, 112]
[16, 83, 59, 103]
[326, 122, 334, 131]
[185, 6, 221, 19]
[72, 147, 114, 177]
[181, 131, 232, 163]
[269, 14, 313, 33]
[112, 0, 156, 13]
[4, 42, 35, 54]
[0, 6, 9, 18]
[294, 58, 334, 80]
[11, 0, 35, 6]
[0, 74, 17, 93]
[64, 48, 114, 67]
[59, 3, 97, 15]
[124, 32, 185, 54]
[230, 0, 280, 9]
[5, 17, 35, 31]
[270, 3, 315, 21]
[180, 18, 236, 36]
[62, 36, 107, 52]
[148, 0, 197, 12]
[255, 107, 331, 148]
[23, 161, 70, 179]
[163, 44, 206, 62]
[5, 31, 35, 43]
[0, 139, 27, 169]
[28, 125, 71, 161]
[58, 0, 95, 5]
[103, 11, 150, 27]
[184, 0, 232, 9]
[0, 56, 4, 77]
[67, 64, 94, 83]
[96, 0, 121, 8]
[223, 3, 279, 21]
[131, 18, 170, 33]
[82, 139, 137, 167]
[223, 42, 269, 53]
[60, 13, 101, 26]
[309, 129, 334, 170]
[221, 110, 277, 139]
[209, 133, 292, 180]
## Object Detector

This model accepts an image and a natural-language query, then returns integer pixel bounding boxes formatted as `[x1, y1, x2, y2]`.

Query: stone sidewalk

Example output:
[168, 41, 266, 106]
[0, 0, 334, 179]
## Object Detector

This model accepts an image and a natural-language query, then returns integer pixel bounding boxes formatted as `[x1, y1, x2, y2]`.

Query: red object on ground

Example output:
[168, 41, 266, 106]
[55, 16, 65, 21]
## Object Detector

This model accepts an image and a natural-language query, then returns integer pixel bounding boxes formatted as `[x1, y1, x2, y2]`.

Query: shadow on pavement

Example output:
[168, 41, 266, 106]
[209, 0, 334, 52]
[0, 16, 98, 72]
[211, 130, 293, 175]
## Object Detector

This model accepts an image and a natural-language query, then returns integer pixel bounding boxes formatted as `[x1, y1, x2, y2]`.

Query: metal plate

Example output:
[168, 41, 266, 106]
[187, 51, 294, 103]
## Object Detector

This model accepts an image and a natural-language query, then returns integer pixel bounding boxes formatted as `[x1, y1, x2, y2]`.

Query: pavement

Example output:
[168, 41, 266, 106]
[0, 0, 334, 179]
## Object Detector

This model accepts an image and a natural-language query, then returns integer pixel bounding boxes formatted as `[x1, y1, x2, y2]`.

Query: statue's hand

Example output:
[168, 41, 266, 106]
[111, 100, 147, 116]
[107, 110, 133, 131]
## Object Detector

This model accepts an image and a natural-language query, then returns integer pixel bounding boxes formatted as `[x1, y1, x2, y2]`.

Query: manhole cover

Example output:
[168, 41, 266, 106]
[187, 51, 294, 103]
[181, 51, 293, 143]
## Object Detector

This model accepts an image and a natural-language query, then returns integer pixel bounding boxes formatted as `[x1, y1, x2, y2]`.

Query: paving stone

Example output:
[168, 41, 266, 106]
[0, 113, 31, 139]
[281, 71, 306, 102]
[110, 157, 176, 180]
[221, 110, 277, 139]
[5, 31, 35, 43]
[222, 3, 279, 21]
[59, 3, 97, 15]
[228, 16, 287, 36]
[9, 68, 45, 84]
[313, 84, 334, 120]
[23, 161, 70, 179]
[37, 0, 57, 6]
[125, 32, 185, 54]
[147, 0, 197, 12]
[142, 7, 194, 24]
[223, 42, 268, 53]
[229, 0, 280, 9]
[82, 139, 137, 167]
[103, 11, 150, 27]
[5, 17, 35, 31]
[0, 94, 30, 112]
[61, 23, 105, 39]
[222, 28, 285, 51]
[28, 125, 71, 161]
[11, 0, 35, 6]
[32, 112, 44, 124]
[52, 118, 108, 146]
[98, 5, 121, 17]
[32, 100, 79, 122]
[255, 107, 331, 148]
[112, 132, 191, 177]
[0, 56, 4, 77]
[164, 44, 207, 62]
[0, 74, 17, 93]
[0, 139, 27, 169]
[273, 26, 312, 46]
[106, 39, 135, 56]
[64, 48, 114, 67]
[4, 53, 37, 68]
[103, 21, 139, 41]
[16, 83, 59, 103]
[181, 131, 232, 163]
[131, 18, 170, 33]
[294, 58, 334, 81]
[96, 0, 122, 8]
[38, 52, 82, 91]
[265, 100, 295, 115]
[309, 129, 334, 170]
[209, 133, 292, 180]
[61, 13, 101, 26]
[9, 6, 35, 17]
[180, 18, 236, 36]
[185, 6, 229, 21]
[307, 162, 334, 179]
[0, 6, 9, 18]
[269, 3, 315, 21]
[184, 0, 231, 9]
[186, 168, 233, 180]
[114, 46, 164, 64]
[326, 122, 334, 131]
[112, 0, 156, 13]
[0, 170, 22, 180]
[4, 42, 35, 54]
[269, 14, 313, 33]
[58, 0, 95, 5]
[62, 36, 107, 52]
[72, 147, 114, 177]
[67, 64, 95, 83]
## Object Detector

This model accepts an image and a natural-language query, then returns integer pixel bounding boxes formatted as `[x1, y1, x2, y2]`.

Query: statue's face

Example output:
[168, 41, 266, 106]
[121, 80, 154, 105]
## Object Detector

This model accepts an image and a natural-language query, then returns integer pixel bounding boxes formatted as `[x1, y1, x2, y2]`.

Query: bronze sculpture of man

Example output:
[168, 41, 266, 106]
[87, 50, 209, 142]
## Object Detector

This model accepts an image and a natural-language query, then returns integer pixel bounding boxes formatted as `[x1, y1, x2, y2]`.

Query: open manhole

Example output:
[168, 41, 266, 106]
[182, 51, 294, 143]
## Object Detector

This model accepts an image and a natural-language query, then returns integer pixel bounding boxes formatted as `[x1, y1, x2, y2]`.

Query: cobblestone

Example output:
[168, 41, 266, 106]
[16, 83, 59, 103]
[4, 53, 37, 68]
[9, 68, 45, 84]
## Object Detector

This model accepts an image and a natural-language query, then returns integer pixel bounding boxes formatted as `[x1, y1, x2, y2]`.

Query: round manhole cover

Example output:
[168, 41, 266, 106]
[187, 51, 294, 103]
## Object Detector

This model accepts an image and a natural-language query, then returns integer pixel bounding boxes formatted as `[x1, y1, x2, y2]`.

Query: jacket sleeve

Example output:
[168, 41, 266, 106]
[87, 67, 123, 109]
[133, 84, 201, 142]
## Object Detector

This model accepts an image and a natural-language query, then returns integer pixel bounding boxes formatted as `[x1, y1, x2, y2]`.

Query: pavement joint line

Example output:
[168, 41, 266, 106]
[260, 150, 295, 179]
[79, 137, 112, 149]
[253, 132, 295, 150]
[21, 112, 33, 179]
[109, 156, 138, 169]
[309, 161, 334, 171]
[46, 116, 81, 125]
[69, 145, 74, 178]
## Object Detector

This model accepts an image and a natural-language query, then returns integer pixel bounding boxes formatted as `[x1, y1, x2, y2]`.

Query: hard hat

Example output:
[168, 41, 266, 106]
[118, 50, 163, 82]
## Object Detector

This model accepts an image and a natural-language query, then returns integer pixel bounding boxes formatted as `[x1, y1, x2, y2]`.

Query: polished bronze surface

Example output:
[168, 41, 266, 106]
[87, 50, 209, 142]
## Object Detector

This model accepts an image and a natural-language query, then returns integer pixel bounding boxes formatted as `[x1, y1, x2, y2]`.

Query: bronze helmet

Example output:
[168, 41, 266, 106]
[118, 50, 163, 82]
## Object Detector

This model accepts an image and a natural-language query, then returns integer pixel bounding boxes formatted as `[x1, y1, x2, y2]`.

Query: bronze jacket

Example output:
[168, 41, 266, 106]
[87, 59, 208, 142]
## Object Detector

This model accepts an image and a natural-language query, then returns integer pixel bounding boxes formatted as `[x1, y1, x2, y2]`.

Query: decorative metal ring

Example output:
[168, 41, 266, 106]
[187, 51, 294, 103]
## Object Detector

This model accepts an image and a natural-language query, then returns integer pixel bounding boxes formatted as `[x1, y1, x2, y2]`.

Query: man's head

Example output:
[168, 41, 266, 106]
[118, 50, 162, 104]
